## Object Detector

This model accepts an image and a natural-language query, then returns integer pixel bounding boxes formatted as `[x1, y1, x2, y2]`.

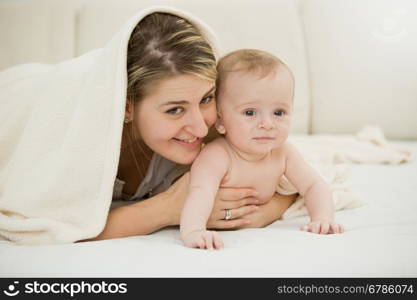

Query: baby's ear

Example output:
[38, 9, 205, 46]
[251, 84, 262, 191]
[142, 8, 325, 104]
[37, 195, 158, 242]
[215, 113, 226, 135]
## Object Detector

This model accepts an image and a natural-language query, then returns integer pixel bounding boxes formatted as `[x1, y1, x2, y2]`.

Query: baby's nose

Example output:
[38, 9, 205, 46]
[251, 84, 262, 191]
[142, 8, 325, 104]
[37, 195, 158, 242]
[257, 118, 274, 130]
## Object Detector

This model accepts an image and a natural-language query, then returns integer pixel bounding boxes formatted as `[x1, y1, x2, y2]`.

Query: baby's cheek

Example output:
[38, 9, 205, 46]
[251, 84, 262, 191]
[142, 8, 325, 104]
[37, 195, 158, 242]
[279, 123, 290, 137]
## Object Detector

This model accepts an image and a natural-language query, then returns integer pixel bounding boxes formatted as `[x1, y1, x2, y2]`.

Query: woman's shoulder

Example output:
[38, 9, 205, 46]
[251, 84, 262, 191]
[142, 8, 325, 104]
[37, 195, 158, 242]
[112, 177, 126, 201]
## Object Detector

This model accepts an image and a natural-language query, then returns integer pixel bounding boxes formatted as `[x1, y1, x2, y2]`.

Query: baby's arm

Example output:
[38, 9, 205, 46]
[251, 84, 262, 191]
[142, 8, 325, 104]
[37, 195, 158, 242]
[283, 143, 344, 234]
[180, 142, 230, 249]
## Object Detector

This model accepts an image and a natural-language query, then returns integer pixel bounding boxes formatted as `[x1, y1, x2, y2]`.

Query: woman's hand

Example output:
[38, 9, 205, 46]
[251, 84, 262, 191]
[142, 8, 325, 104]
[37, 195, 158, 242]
[166, 172, 296, 230]
[206, 187, 260, 229]
[166, 172, 261, 229]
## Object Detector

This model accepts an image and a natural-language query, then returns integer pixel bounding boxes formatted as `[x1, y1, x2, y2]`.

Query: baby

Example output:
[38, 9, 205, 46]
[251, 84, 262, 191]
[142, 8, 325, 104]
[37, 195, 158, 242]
[180, 49, 344, 250]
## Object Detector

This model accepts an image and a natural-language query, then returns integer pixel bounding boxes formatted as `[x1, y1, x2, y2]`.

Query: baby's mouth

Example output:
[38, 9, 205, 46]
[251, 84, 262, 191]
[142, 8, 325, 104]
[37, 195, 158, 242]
[253, 137, 275, 140]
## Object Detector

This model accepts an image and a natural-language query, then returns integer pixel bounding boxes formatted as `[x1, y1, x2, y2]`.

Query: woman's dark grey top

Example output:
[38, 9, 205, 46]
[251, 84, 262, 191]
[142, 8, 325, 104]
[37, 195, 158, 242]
[112, 154, 187, 203]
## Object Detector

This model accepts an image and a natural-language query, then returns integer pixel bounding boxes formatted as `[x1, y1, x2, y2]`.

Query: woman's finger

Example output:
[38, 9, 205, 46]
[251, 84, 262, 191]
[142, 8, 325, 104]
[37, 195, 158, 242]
[217, 187, 258, 201]
[213, 205, 258, 222]
[209, 218, 250, 230]
[229, 205, 258, 220]
[220, 197, 259, 209]
[211, 201, 259, 221]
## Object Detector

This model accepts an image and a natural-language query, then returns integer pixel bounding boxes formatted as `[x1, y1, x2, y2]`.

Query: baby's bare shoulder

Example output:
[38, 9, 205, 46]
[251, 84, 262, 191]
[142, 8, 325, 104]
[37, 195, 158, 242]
[276, 141, 301, 158]
[192, 138, 231, 172]
[272, 141, 295, 159]
[203, 137, 228, 152]
[199, 137, 230, 160]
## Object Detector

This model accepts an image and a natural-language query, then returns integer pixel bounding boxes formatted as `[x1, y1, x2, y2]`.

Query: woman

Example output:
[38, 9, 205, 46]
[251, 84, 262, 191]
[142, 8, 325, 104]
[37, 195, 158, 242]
[91, 11, 296, 241]
[0, 7, 295, 244]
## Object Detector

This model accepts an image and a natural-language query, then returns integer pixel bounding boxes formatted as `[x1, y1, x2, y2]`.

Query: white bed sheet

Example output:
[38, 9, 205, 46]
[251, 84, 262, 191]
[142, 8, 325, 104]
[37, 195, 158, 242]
[1, 142, 416, 278]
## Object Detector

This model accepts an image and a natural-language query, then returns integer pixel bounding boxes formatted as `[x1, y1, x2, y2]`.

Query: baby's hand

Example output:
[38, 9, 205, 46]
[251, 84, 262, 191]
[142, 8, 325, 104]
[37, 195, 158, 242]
[182, 230, 224, 250]
[300, 220, 344, 234]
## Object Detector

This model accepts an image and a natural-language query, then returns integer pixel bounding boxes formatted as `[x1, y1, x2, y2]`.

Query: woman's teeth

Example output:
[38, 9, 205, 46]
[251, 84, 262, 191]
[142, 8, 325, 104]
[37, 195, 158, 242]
[184, 138, 198, 143]
[176, 138, 198, 143]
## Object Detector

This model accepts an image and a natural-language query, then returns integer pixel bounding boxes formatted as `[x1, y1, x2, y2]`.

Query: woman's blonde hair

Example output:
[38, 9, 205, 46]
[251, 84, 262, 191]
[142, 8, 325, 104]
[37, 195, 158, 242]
[126, 13, 217, 104]
[123, 13, 217, 172]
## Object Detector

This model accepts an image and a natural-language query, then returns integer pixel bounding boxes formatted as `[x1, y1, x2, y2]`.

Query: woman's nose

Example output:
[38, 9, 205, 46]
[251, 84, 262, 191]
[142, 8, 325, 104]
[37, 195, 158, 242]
[184, 109, 209, 138]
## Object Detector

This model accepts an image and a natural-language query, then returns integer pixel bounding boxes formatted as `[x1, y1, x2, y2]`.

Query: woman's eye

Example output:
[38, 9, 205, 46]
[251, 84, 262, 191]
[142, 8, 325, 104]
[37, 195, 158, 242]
[166, 107, 184, 115]
[274, 109, 286, 116]
[200, 95, 214, 104]
[243, 109, 256, 116]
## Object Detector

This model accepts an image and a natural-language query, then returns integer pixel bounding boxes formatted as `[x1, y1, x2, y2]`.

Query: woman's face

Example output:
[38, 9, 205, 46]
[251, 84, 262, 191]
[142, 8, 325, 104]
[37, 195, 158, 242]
[131, 74, 217, 164]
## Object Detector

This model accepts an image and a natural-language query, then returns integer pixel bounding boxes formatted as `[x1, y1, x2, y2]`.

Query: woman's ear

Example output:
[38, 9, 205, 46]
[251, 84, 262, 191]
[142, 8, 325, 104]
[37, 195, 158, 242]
[125, 99, 133, 121]
[215, 113, 226, 135]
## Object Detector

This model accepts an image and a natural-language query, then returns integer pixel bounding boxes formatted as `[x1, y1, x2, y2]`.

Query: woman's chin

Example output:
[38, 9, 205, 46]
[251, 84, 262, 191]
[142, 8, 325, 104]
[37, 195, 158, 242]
[161, 148, 200, 165]
[173, 153, 199, 165]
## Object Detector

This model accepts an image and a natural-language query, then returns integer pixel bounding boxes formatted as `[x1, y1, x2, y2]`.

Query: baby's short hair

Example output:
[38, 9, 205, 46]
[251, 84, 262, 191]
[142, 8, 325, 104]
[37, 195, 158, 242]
[216, 49, 292, 94]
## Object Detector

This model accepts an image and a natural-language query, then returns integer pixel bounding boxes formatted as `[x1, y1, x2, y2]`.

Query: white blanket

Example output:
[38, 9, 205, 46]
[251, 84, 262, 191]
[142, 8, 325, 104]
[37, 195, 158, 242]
[0, 6, 218, 245]
[281, 126, 413, 219]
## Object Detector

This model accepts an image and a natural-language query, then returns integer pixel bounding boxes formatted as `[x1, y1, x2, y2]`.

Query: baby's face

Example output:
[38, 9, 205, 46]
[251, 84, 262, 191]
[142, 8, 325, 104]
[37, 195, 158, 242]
[216, 68, 294, 156]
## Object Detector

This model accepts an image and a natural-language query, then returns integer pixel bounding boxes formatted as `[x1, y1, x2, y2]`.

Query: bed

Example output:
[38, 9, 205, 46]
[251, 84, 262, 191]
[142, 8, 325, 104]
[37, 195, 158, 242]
[1, 141, 415, 278]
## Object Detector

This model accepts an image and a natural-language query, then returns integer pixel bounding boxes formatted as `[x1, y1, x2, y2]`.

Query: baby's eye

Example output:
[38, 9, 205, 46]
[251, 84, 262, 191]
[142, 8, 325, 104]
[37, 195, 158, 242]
[200, 95, 214, 104]
[243, 109, 256, 116]
[274, 109, 286, 116]
[166, 107, 184, 115]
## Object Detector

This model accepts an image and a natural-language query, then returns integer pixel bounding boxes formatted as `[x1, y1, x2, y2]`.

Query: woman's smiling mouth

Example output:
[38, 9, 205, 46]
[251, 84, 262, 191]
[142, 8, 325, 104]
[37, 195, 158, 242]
[173, 137, 202, 147]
